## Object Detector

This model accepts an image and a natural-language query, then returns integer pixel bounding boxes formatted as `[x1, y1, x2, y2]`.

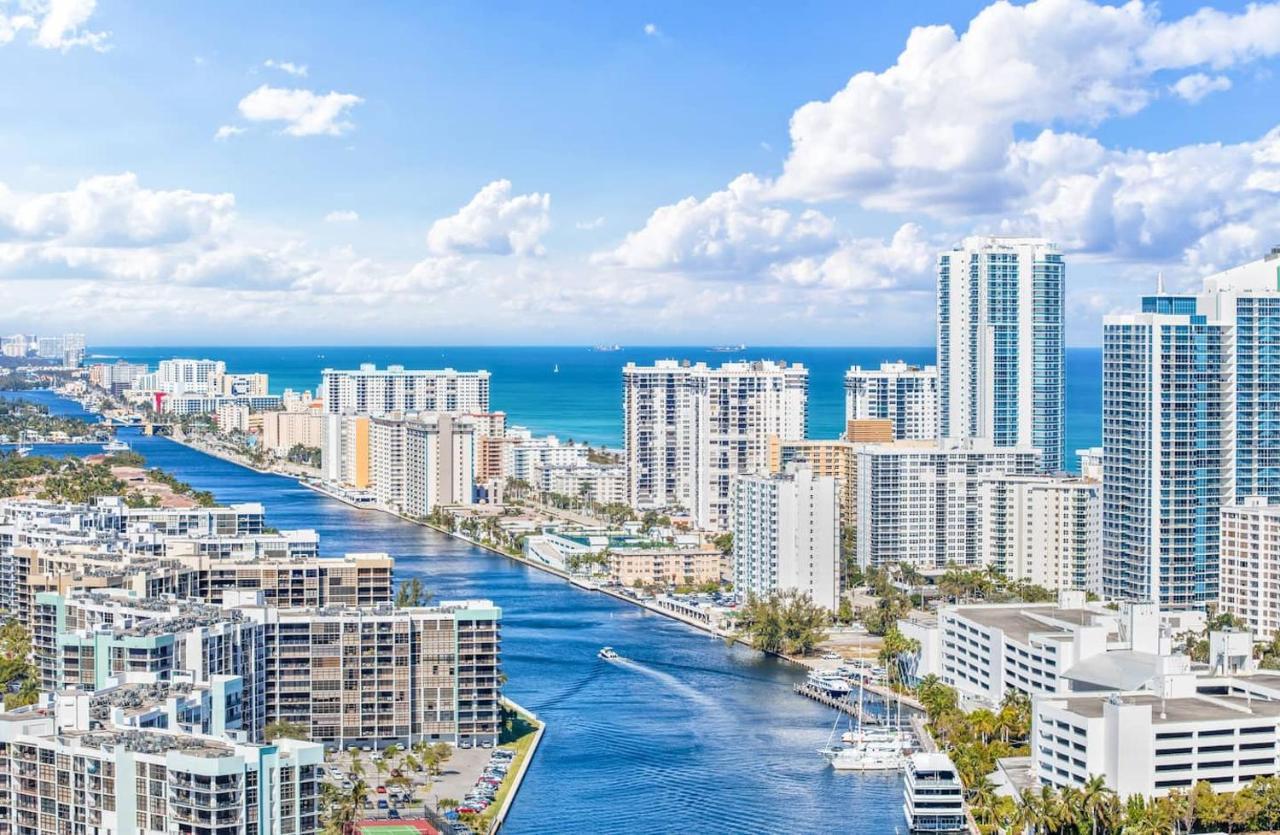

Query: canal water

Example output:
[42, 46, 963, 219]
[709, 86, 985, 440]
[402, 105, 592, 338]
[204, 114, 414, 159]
[11, 392, 904, 834]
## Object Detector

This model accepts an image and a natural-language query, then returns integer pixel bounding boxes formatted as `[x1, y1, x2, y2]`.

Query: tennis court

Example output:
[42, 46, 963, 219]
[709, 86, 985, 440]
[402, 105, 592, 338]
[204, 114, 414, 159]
[352, 821, 439, 835]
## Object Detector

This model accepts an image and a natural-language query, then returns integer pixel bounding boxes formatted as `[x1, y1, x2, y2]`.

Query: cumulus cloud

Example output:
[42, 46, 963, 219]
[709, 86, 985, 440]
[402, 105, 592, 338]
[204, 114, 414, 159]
[0, 173, 234, 246]
[213, 125, 245, 141]
[596, 174, 834, 273]
[769, 223, 936, 291]
[1169, 72, 1232, 103]
[237, 84, 363, 137]
[575, 216, 605, 230]
[426, 180, 551, 256]
[0, 0, 108, 50]
[772, 0, 1279, 211]
[643, 23, 660, 36]
[324, 210, 359, 223]
[263, 59, 308, 77]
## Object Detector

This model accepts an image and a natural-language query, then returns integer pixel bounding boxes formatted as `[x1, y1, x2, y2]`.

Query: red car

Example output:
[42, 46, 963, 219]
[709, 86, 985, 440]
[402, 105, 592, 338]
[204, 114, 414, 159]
[375, 786, 387, 794]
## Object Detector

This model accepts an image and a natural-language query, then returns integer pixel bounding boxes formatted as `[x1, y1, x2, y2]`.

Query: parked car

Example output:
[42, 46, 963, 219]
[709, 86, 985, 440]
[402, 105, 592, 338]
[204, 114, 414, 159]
[376, 800, 388, 810]
[388, 809, 402, 820]
[375, 786, 387, 794]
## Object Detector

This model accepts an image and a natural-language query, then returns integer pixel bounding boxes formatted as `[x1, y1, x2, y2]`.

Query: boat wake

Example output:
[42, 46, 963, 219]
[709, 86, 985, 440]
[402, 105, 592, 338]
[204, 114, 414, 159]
[613, 658, 720, 710]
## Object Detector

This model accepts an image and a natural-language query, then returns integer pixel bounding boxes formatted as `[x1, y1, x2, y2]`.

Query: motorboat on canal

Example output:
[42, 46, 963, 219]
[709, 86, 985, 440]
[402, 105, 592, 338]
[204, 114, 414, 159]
[598, 647, 621, 660]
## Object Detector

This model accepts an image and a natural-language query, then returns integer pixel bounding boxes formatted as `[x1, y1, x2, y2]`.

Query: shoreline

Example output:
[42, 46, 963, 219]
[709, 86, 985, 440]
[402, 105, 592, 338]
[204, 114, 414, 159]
[489, 699, 544, 834]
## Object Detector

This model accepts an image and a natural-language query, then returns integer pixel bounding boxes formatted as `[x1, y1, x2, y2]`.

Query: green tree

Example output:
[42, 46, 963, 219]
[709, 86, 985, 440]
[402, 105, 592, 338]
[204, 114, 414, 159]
[263, 720, 308, 741]
[395, 577, 433, 608]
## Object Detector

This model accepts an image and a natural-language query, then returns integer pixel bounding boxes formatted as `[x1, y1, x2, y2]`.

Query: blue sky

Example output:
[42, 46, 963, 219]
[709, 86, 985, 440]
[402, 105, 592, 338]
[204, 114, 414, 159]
[2, 0, 1280, 346]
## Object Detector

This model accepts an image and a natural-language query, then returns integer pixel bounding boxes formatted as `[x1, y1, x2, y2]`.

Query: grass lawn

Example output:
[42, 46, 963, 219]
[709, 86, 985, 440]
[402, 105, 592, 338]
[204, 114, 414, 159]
[477, 707, 542, 832]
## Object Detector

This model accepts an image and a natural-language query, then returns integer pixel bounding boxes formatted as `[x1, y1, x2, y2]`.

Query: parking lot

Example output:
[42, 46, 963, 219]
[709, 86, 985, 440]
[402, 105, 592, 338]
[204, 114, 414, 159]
[322, 742, 515, 827]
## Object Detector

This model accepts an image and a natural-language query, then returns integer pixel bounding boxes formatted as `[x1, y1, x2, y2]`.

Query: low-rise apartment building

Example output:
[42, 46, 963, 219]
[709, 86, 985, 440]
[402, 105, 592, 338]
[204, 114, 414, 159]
[608, 548, 724, 588]
[907, 593, 1205, 708]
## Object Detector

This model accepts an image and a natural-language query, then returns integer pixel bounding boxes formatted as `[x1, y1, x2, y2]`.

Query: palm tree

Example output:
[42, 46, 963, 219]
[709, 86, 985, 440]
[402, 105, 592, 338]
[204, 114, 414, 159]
[967, 776, 998, 829]
[1078, 774, 1114, 835]
[1013, 788, 1045, 834]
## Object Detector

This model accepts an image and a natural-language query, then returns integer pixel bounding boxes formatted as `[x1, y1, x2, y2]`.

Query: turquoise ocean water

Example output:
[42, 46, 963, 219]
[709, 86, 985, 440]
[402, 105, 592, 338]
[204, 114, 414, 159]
[96, 346, 1103, 470]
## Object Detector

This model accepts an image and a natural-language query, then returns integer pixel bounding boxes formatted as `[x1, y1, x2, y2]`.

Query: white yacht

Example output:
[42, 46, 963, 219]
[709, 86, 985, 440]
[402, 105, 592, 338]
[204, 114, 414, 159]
[807, 670, 852, 694]
[822, 737, 906, 772]
[597, 647, 620, 661]
[903, 752, 967, 832]
[102, 439, 130, 453]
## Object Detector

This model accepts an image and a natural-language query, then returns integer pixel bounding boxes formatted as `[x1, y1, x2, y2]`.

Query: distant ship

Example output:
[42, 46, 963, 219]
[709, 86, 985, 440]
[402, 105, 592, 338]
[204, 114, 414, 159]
[592, 344, 622, 352]
[710, 344, 747, 352]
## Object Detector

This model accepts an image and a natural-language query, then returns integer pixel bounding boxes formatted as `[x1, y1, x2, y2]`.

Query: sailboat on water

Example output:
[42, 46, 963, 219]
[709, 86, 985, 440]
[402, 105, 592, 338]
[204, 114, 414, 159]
[818, 682, 914, 771]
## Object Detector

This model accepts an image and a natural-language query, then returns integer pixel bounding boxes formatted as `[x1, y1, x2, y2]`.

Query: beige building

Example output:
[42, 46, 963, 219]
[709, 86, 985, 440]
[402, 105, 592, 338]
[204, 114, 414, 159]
[845, 419, 895, 443]
[1220, 498, 1280, 637]
[769, 436, 857, 527]
[610, 549, 724, 588]
[9, 545, 394, 623]
[263, 410, 326, 453]
[211, 370, 270, 397]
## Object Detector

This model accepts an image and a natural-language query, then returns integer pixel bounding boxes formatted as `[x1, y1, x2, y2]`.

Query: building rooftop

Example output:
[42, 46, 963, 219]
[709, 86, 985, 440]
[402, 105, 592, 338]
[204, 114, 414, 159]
[74, 728, 235, 758]
[948, 604, 1112, 645]
[1062, 693, 1280, 724]
[1062, 650, 1165, 691]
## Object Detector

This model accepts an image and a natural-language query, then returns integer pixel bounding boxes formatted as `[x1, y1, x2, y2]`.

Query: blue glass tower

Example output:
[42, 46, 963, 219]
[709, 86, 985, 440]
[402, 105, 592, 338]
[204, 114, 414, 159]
[938, 237, 1065, 472]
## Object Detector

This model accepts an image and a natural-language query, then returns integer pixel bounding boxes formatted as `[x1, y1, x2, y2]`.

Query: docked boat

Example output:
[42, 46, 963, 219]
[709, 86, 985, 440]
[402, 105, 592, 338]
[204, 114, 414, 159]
[806, 670, 852, 695]
[903, 752, 967, 832]
[102, 439, 130, 453]
[821, 738, 906, 772]
[13, 446, 31, 458]
[597, 647, 621, 660]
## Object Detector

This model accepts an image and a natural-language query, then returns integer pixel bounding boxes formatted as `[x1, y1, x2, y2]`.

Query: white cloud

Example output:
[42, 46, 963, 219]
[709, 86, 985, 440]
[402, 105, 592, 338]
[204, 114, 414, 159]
[324, 210, 359, 223]
[596, 174, 834, 274]
[213, 125, 245, 141]
[772, 0, 1280, 210]
[264, 59, 308, 77]
[0, 173, 234, 246]
[769, 223, 936, 291]
[643, 23, 659, 37]
[236, 85, 363, 137]
[0, 0, 107, 50]
[0, 11, 35, 45]
[426, 180, 551, 256]
[575, 216, 605, 230]
[1169, 72, 1232, 103]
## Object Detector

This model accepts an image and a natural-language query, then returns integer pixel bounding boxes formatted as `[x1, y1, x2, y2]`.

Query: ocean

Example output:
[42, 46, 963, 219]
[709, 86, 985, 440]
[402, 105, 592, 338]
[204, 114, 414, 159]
[97, 345, 1104, 470]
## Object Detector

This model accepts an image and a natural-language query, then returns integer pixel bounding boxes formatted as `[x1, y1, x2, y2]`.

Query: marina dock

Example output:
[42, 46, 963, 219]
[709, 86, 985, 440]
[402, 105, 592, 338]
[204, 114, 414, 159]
[792, 682, 883, 725]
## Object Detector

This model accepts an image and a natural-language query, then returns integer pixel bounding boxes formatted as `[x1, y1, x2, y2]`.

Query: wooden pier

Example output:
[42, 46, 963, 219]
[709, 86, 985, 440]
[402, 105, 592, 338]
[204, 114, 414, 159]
[792, 682, 882, 725]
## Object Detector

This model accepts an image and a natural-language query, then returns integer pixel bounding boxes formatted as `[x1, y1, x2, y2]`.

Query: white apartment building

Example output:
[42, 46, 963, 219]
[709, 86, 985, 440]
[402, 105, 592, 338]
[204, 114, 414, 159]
[403, 413, 477, 516]
[0, 334, 28, 358]
[369, 414, 408, 508]
[0, 707, 323, 835]
[211, 371, 269, 397]
[134, 358, 227, 396]
[504, 431, 589, 483]
[731, 465, 839, 611]
[978, 475, 1101, 594]
[88, 361, 149, 395]
[319, 364, 490, 415]
[1032, 644, 1280, 800]
[214, 402, 249, 434]
[843, 361, 938, 440]
[1076, 446, 1103, 481]
[1220, 497, 1280, 637]
[161, 394, 282, 415]
[938, 236, 1066, 472]
[913, 594, 1205, 708]
[624, 360, 808, 530]
[322, 414, 370, 487]
[856, 439, 1040, 570]
[535, 463, 628, 506]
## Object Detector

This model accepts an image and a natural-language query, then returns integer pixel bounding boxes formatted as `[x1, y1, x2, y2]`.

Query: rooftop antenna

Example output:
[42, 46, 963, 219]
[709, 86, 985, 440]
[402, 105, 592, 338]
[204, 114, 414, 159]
[1157, 271, 1165, 295]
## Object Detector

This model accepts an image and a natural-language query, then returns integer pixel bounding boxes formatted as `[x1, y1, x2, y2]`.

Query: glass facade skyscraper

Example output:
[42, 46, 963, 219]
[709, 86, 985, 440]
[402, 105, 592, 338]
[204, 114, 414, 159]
[937, 237, 1065, 472]
[1103, 253, 1280, 607]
